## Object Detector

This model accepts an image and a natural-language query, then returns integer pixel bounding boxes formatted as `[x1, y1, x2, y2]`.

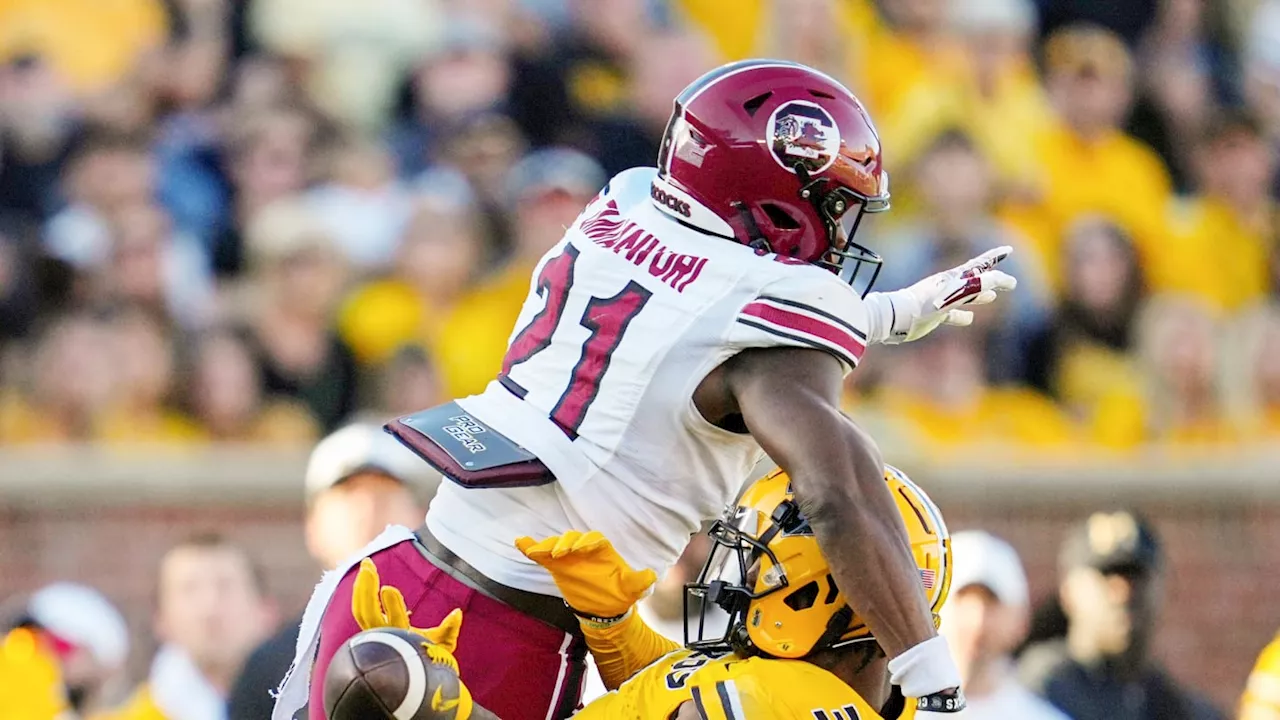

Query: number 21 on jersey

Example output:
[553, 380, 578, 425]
[500, 244, 652, 439]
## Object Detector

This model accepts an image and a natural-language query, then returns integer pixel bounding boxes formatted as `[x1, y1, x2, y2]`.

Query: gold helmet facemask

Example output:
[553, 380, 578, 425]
[685, 465, 951, 659]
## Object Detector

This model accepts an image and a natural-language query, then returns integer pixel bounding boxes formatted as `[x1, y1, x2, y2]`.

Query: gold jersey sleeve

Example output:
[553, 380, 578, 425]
[575, 647, 892, 720]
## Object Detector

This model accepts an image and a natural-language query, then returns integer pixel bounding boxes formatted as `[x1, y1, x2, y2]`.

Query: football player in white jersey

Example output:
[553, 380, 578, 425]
[275, 59, 1015, 720]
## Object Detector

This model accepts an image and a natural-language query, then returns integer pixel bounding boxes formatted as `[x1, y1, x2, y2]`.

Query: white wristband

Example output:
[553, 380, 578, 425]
[862, 291, 896, 345]
[887, 635, 962, 698]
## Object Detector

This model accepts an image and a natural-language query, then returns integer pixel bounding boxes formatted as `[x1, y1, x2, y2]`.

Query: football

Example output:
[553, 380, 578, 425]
[324, 628, 467, 720]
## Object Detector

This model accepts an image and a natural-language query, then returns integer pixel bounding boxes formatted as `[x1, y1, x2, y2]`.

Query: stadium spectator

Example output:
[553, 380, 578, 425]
[96, 534, 274, 720]
[885, 0, 1051, 199]
[1155, 112, 1278, 312]
[150, 0, 239, 254]
[304, 134, 412, 272]
[1035, 0, 1159, 47]
[1000, 24, 1172, 288]
[1136, 294, 1236, 444]
[239, 199, 358, 433]
[1241, 0, 1280, 200]
[212, 107, 317, 277]
[43, 133, 157, 271]
[941, 531, 1067, 720]
[874, 129, 1050, 382]
[223, 55, 296, 116]
[872, 330, 1076, 450]
[337, 178, 501, 397]
[489, 146, 603, 275]
[0, 52, 80, 222]
[1130, 0, 1224, 190]
[248, 0, 440, 130]
[366, 345, 445, 421]
[340, 146, 605, 398]
[1223, 303, 1280, 440]
[858, 0, 970, 133]
[509, 0, 652, 147]
[1020, 510, 1224, 720]
[0, 313, 115, 443]
[94, 203, 215, 331]
[188, 328, 318, 443]
[94, 307, 202, 445]
[0, 220, 42, 349]
[502, 146, 605, 274]
[1251, 308, 1280, 439]
[581, 27, 717, 176]
[1025, 217, 1147, 447]
[754, 0, 859, 87]
[436, 111, 529, 216]
[674, 0, 879, 70]
[5, 583, 132, 716]
[389, 18, 513, 178]
[227, 423, 431, 720]
[0, 0, 167, 95]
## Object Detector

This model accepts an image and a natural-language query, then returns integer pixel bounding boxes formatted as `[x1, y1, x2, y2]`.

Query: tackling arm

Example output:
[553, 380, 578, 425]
[576, 612, 681, 690]
[516, 531, 679, 690]
[724, 347, 951, 678]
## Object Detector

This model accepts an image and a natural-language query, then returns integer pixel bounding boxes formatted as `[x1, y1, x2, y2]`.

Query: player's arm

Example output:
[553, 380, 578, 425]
[516, 531, 680, 689]
[721, 347, 961, 700]
[577, 612, 682, 690]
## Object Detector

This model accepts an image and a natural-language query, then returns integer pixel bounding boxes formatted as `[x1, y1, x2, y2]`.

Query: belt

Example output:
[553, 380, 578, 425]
[413, 524, 581, 638]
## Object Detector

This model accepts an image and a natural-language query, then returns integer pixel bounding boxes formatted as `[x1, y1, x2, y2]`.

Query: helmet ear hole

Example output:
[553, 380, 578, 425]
[760, 203, 801, 231]
[783, 581, 820, 611]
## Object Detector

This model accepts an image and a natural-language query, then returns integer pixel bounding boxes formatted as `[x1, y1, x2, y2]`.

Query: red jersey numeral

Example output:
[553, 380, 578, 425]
[500, 245, 652, 438]
[502, 245, 578, 376]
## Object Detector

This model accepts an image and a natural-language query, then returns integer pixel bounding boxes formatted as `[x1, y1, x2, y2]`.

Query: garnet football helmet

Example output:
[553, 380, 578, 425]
[651, 59, 891, 294]
[686, 465, 950, 659]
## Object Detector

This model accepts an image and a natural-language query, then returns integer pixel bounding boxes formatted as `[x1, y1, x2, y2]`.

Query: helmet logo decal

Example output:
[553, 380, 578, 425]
[767, 100, 841, 175]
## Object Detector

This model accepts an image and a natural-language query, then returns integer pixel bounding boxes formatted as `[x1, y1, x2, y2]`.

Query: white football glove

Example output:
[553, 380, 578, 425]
[864, 246, 1017, 345]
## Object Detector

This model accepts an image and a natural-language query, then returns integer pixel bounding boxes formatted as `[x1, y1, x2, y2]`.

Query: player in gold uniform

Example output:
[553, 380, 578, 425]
[349, 464, 954, 719]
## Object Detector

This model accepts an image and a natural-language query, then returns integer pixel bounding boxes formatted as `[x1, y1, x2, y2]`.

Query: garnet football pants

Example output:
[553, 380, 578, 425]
[309, 538, 587, 720]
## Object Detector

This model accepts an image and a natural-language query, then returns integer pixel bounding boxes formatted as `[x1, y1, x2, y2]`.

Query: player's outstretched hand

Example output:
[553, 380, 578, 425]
[515, 530, 657, 620]
[352, 558, 464, 654]
[867, 246, 1017, 344]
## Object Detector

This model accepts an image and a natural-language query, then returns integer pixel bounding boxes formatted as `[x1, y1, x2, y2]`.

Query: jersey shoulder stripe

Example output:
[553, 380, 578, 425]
[738, 298, 867, 366]
[718, 680, 747, 719]
[691, 680, 746, 720]
[757, 295, 868, 341]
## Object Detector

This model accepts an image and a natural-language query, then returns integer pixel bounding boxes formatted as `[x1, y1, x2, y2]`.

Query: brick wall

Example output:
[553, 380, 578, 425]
[2, 483, 1277, 713]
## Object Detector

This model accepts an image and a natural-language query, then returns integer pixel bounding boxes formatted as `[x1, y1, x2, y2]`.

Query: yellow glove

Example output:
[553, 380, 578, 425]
[351, 559, 474, 719]
[352, 558, 463, 653]
[515, 530, 657, 621]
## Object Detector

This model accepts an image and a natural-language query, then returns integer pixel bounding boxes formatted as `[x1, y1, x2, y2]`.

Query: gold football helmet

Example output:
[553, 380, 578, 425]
[686, 465, 951, 659]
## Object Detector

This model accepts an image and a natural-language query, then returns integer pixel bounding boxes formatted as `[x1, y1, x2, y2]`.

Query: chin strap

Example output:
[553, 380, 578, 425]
[731, 201, 772, 253]
[811, 605, 856, 655]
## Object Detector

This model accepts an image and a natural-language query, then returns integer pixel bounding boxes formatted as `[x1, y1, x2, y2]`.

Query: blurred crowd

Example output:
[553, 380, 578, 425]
[3, 0, 1280, 456]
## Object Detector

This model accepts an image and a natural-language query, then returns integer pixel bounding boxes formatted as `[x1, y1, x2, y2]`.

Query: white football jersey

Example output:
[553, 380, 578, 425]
[426, 167, 871, 595]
